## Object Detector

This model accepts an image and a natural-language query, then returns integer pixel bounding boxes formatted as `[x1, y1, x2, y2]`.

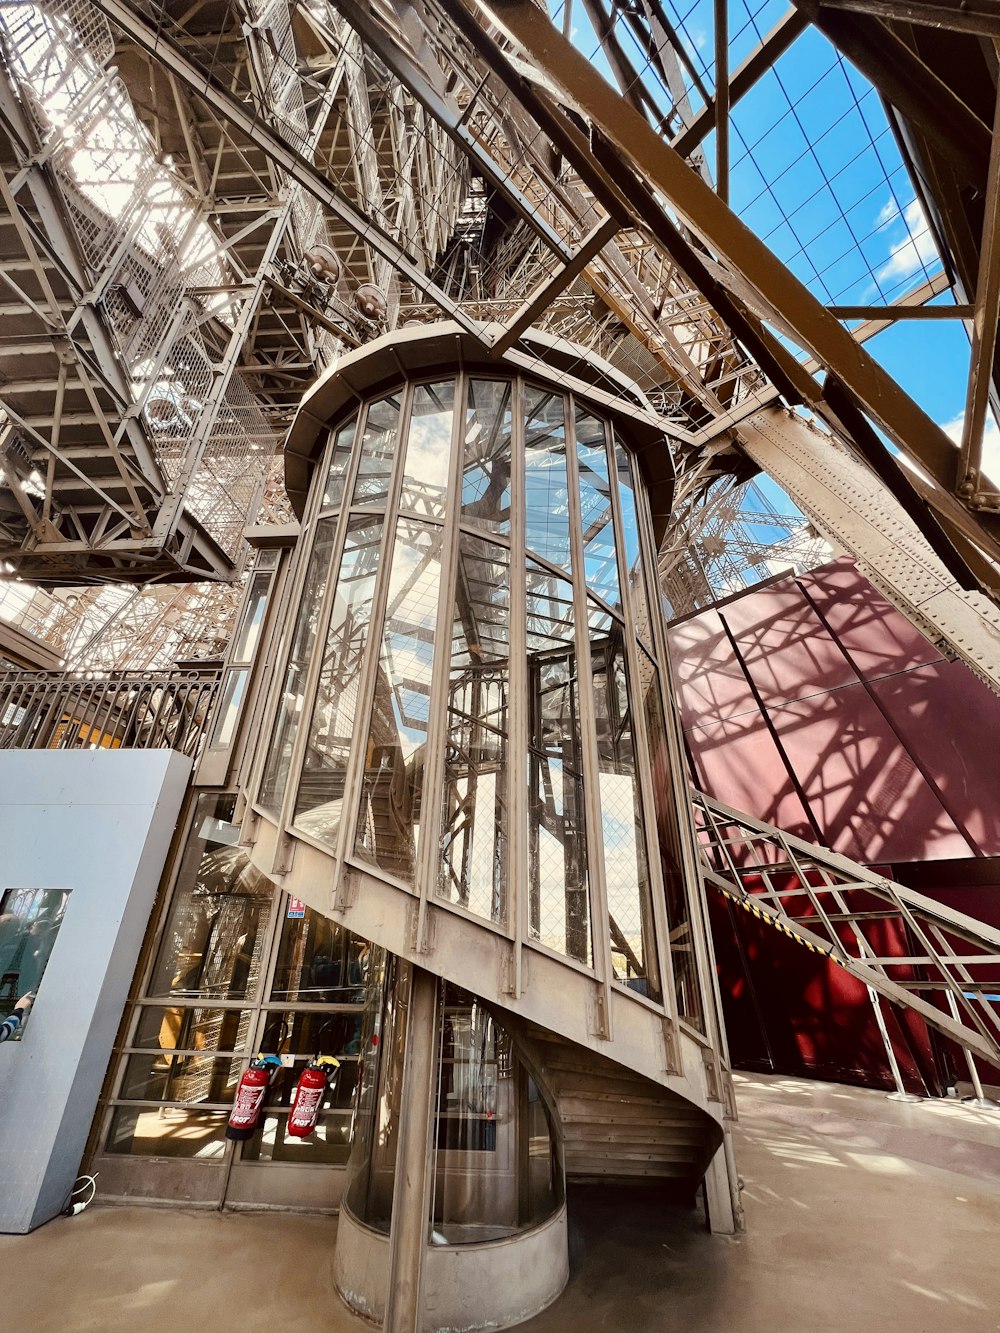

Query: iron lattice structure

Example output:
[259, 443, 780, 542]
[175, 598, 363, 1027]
[1, 0, 1000, 664]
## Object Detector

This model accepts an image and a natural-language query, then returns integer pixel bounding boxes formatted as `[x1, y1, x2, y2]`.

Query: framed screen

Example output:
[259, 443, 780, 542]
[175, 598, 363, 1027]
[0, 887, 70, 1039]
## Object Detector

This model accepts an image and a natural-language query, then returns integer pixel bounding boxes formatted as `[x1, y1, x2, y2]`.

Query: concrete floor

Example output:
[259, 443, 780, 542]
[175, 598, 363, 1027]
[4, 1072, 999, 1333]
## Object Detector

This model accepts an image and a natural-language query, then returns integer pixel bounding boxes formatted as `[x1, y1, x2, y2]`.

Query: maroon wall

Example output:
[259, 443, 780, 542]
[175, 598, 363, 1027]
[668, 557, 1000, 1093]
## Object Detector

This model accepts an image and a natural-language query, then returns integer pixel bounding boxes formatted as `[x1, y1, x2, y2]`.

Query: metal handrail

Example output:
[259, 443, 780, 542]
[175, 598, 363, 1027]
[692, 790, 1000, 1078]
[0, 668, 222, 757]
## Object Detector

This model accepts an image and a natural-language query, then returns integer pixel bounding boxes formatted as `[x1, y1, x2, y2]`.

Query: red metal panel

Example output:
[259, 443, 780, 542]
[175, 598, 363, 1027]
[870, 661, 1000, 856]
[686, 712, 814, 840]
[798, 557, 945, 679]
[766, 690, 974, 863]
[668, 609, 758, 726]
[720, 581, 857, 705]
[707, 890, 937, 1092]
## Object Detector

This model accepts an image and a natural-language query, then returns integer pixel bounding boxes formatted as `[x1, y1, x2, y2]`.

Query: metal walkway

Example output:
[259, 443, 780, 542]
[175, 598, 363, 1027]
[693, 792, 1000, 1081]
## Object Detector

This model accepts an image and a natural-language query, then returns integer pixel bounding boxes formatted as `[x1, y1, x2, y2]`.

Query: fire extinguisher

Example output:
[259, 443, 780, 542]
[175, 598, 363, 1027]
[287, 1055, 340, 1138]
[227, 1054, 282, 1141]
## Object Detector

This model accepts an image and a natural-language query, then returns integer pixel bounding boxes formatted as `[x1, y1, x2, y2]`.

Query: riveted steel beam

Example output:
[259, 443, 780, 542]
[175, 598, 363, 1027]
[455, 0, 1000, 585]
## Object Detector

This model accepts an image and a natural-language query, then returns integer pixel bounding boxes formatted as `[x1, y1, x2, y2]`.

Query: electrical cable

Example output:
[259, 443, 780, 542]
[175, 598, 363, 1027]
[61, 1173, 98, 1218]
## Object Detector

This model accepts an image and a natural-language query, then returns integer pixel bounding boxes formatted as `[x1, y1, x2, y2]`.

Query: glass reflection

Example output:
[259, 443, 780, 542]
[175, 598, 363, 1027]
[119, 1051, 242, 1105]
[524, 386, 571, 571]
[110, 1005, 253, 1156]
[271, 904, 370, 1012]
[0, 887, 69, 1039]
[233, 569, 271, 662]
[259, 518, 337, 812]
[461, 379, 512, 535]
[106, 1107, 228, 1159]
[354, 518, 443, 883]
[526, 562, 591, 966]
[437, 536, 510, 924]
[350, 394, 401, 508]
[613, 433, 652, 647]
[148, 795, 272, 1001]
[344, 952, 402, 1232]
[400, 380, 455, 520]
[575, 409, 620, 607]
[430, 986, 560, 1243]
[638, 647, 703, 1030]
[322, 414, 359, 509]
[590, 615, 660, 1001]
[295, 516, 383, 846]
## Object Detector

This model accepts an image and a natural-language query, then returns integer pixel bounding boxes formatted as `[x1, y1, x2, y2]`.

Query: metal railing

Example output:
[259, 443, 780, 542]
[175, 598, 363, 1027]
[0, 669, 222, 757]
[692, 791, 1000, 1082]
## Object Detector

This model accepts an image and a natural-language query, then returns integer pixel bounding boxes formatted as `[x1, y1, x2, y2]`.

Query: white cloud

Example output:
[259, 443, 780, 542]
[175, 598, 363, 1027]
[876, 197, 899, 227]
[876, 199, 940, 287]
[941, 411, 1000, 487]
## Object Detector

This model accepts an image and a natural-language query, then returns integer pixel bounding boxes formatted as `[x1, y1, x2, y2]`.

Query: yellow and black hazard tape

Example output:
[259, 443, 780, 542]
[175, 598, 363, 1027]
[719, 884, 836, 960]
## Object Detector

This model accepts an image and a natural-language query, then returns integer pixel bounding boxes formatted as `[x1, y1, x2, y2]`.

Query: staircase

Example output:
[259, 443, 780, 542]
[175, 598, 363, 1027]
[512, 1025, 722, 1188]
[247, 809, 736, 1224]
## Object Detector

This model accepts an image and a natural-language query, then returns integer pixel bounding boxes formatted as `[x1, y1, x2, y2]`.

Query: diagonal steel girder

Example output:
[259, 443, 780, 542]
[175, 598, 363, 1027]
[327, 0, 728, 419]
[693, 792, 1000, 1072]
[88, 0, 487, 343]
[445, 0, 1000, 589]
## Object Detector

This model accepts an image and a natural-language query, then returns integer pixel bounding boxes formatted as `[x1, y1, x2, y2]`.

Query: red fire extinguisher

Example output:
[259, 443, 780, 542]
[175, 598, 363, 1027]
[227, 1054, 282, 1141]
[288, 1055, 340, 1138]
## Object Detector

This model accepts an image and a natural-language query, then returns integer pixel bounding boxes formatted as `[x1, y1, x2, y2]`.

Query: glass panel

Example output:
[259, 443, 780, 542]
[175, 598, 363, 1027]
[431, 989, 512, 1241]
[344, 953, 403, 1233]
[243, 1110, 353, 1164]
[437, 536, 510, 924]
[209, 667, 248, 749]
[232, 569, 271, 664]
[400, 380, 455, 520]
[638, 647, 703, 1030]
[0, 887, 70, 1039]
[130, 1003, 256, 1054]
[575, 409, 620, 608]
[430, 985, 560, 1242]
[148, 795, 273, 1002]
[354, 518, 443, 884]
[322, 413, 359, 509]
[270, 904, 372, 1009]
[613, 434, 652, 647]
[106, 1106, 228, 1159]
[259, 517, 337, 812]
[294, 516, 383, 846]
[524, 386, 571, 571]
[590, 614, 661, 1002]
[525, 562, 591, 966]
[119, 1052, 243, 1104]
[240, 1009, 366, 1163]
[350, 394, 402, 508]
[461, 379, 512, 535]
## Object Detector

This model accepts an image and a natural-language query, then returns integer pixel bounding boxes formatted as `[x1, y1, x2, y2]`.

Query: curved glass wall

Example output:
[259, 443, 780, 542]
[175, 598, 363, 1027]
[254, 369, 701, 1024]
[344, 968, 561, 1243]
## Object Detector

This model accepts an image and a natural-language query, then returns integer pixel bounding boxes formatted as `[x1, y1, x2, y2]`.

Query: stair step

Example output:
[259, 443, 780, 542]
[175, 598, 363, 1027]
[559, 1104, 702, 1126]
[565, 1126, 709, 1146]
[546, 1071, 663, 1098]
[566, 1159, 696, 1179]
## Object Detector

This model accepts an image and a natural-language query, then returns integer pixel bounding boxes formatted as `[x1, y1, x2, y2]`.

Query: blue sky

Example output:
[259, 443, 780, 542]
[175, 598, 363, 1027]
[556, 0, 977, 466]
